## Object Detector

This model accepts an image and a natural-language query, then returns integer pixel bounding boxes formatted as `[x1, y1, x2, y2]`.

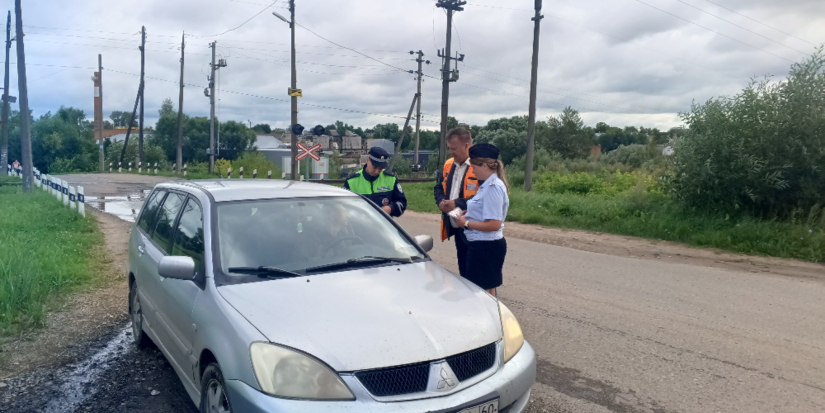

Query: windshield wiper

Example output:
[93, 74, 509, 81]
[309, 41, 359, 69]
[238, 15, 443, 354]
[227, 266, 304, 279]
[304, 256, 413, 273]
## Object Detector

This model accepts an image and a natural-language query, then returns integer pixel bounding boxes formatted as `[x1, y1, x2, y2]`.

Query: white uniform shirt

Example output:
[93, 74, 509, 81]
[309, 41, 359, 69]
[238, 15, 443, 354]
[464, 173, 509, 242]
[448, 158, 471, 228]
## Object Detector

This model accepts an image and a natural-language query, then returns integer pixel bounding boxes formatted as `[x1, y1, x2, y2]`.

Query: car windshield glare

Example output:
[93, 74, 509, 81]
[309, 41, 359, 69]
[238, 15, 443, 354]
[217, 197, 424, 277]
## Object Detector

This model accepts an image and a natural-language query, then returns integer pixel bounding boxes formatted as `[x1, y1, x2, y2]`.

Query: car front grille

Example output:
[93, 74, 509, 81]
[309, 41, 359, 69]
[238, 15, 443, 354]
[446, 342, 497, 381]
[354, 362, 430, 397]
[355, 343, 498, 397]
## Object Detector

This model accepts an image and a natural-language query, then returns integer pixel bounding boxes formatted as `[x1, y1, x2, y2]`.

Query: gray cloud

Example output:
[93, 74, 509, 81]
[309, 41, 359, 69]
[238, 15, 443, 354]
[2, 0, 823, 133]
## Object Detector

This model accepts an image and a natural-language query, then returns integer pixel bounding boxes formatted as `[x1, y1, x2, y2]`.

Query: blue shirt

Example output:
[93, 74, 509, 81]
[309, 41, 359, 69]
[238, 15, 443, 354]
[464, 173, 509, 241]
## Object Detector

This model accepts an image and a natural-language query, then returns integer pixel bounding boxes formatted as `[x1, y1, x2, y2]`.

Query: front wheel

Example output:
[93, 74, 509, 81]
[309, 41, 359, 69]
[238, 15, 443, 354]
[200, 363, 233, 413]
[129, 280, 152, 348]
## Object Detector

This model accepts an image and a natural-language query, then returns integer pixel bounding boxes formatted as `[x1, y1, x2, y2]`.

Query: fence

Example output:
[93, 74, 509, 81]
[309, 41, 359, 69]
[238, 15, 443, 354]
[6, 163, 86, 217]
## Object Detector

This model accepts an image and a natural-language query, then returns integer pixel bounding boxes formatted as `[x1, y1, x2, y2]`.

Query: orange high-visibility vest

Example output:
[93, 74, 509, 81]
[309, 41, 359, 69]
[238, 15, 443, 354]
[441, 158, 479, 241]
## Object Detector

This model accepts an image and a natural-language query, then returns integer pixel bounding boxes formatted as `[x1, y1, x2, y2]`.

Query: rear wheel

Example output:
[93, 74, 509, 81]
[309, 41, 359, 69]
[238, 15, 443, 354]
[200, 363, 233, 413]
[129, 280, 152, 348]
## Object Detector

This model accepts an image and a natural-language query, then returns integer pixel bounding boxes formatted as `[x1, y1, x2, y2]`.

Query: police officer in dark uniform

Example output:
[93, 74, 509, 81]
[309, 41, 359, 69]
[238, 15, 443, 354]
[344, 147, 407, 217]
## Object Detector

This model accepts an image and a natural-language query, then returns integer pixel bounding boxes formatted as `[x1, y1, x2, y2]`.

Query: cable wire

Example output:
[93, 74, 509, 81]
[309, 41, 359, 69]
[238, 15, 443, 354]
[705, 0, 817, 46]
[187, 0, 280, 38]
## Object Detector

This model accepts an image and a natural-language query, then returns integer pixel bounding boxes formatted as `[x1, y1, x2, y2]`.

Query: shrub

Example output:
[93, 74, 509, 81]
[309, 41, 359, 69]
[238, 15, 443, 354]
[668, 50, 825, 216]
[222, 152, 281, 179]
[602, 144, 649, 168]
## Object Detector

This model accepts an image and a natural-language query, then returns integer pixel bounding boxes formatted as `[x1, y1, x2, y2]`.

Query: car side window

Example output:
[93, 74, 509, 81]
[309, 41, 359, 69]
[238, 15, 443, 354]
[151, 193, 186, 253]
[171, 198, 205, 277]
[138, 190, 166, 235]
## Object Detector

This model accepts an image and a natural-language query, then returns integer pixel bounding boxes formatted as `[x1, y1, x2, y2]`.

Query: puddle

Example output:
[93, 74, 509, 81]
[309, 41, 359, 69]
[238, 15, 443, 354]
[87, 191, 152, 222]
[42, 326, 134, 413]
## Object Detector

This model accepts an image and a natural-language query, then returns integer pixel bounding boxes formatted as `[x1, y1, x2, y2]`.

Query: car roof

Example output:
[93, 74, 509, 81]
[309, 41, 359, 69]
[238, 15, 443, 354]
[157, 179, 357, 203]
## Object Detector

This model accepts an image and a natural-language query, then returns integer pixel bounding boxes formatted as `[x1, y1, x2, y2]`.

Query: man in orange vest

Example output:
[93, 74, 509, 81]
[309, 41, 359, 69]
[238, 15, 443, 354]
[433, 128, 481, 278]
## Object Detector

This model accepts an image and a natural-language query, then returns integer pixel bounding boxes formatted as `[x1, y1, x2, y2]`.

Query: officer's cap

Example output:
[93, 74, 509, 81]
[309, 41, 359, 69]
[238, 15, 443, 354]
[368, 147, 390, 168]
[469, 143, 500, 160]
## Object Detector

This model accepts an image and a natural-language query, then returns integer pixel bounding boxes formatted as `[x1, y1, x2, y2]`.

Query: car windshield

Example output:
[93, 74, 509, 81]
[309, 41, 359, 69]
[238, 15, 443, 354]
[216, 197, 425, 277]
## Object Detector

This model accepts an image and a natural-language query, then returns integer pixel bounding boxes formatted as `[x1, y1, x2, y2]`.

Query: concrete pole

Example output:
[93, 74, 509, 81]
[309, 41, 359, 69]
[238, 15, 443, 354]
[524, 0, 544, 192]
[15, 0, 33, 192]
[438, 9, 453, 170]
[289, 0, 299, 181]
[414, 50, 424, 176]
[0, 12, 10, 173]
[176, 33, 185, 174]
[98, 54, 104, 172]
[138, 26, 145, 165]
[209, 41, 216, 173]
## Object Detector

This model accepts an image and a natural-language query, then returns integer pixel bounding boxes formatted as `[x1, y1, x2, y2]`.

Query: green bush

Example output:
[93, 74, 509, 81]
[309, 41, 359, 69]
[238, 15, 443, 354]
[668, 50, 825, 217]
[226, 152, 281, 179]
[602, 144, 649, 168]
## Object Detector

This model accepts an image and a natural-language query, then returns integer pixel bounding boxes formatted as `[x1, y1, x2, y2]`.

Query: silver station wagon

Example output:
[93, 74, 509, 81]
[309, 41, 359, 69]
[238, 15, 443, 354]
[127, 180, 535, 413]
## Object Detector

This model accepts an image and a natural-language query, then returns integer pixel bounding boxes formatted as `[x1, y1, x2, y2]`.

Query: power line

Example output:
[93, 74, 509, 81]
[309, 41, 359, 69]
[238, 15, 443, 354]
[674, 0, 809, 55]
[705, 0, 817, 46]
[293, 22, 411, 75]
[187, 0, 280, 38]
[106, 68, 440, 123]
[631, 0, 794, 62]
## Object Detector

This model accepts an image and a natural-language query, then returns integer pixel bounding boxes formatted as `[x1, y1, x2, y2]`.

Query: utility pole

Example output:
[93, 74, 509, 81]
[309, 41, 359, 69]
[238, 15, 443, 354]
[412, 50, 429, 176]
[96, 54, 104, 172]
[138, 26, 146, 166]
[15, 0, 32, 192]
[0, 11, 11, 173]
[524, 0, 543, 191]
[436, 0, 466, 169]
[207, 41, 227, 173]
[289, 0, 298, 180]
[176, 32, 185, 174]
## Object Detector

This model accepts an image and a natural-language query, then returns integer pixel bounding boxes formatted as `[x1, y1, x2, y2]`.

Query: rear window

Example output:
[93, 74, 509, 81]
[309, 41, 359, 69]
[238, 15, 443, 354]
[138, 190, 165, 234]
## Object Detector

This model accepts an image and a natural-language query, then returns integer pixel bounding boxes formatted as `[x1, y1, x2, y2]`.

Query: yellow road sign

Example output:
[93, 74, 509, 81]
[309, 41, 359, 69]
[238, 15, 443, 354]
[288, 88, 303, 97]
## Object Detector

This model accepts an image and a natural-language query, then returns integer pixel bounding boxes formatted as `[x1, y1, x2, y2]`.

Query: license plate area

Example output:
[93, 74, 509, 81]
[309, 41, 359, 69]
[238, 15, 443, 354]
[458, 398, 499, 413]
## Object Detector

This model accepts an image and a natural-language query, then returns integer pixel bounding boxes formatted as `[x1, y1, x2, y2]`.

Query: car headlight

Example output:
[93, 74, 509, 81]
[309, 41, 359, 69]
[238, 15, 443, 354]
[499, 301, 524, 363]
[250, 342, 355, 400]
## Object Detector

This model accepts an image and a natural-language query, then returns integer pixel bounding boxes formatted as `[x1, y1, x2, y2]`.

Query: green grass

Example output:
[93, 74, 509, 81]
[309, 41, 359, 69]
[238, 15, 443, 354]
[0, 178, 105, 335]
[401, 181, 825, 263]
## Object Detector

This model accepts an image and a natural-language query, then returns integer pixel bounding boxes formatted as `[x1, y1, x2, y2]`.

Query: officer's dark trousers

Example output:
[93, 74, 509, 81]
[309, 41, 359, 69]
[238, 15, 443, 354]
[454, 228, 469, 278]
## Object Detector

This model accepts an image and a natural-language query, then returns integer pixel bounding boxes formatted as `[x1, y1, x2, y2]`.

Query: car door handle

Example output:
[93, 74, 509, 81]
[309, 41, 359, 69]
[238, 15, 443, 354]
[138, 245, 145, 254]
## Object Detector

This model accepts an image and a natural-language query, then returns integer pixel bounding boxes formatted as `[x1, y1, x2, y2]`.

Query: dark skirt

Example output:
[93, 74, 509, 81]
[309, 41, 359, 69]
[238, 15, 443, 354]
[464, 238, 507, 290]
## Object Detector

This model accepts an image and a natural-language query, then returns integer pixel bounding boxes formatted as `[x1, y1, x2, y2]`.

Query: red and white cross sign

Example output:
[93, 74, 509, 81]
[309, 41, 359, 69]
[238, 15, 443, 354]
[296, 142, 322, 162]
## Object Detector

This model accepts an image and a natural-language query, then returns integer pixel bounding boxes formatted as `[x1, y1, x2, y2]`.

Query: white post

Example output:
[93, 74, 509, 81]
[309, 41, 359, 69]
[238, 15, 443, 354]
[227, 167, 232, 178]
[268, 170, 272, 179]
[109, 163, 112, 172]
[55, 177, 60, 199]
[69, 186, 77, 210]
[154, 163, 157, 174]
[62, 180, 69, 206]
[183, 164, 187, 177]
[78, 186, 86, 217]
[300, 174, 304, 181]
[128, 162, 132, 172]
[240, 167, 244, 179]
[281, 172, 285, 179]
[138, 161, 142, 174]
[253, 169, 257, 179]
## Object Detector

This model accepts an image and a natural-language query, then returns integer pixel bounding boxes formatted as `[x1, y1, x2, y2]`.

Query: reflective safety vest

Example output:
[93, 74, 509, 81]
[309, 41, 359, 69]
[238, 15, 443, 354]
[440, 158, 479, 241]
[346, 169, 398, 202]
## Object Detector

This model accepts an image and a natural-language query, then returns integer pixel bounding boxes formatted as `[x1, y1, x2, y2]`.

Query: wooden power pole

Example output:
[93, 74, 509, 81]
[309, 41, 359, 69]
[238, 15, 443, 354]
[96, 54, 104, 172]
[413, 50, 429, 176]
[176, 32, 185, 174]
[524, 0, 543, 191]
[15, 0, 33, 192]
[436, 0, 466, 170]
[289, 0, 299, 180]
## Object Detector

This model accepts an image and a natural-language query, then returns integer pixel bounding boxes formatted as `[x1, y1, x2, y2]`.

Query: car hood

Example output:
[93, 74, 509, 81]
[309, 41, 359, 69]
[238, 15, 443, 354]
[218, 261, 502, 372]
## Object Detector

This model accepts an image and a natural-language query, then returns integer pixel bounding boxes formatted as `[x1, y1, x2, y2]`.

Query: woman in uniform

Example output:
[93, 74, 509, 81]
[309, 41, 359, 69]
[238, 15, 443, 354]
[455, 143, 510, 297]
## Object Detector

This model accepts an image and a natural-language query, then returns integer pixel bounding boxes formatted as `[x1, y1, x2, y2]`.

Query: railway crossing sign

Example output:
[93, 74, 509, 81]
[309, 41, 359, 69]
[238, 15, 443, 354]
[296, 142, 322, 162]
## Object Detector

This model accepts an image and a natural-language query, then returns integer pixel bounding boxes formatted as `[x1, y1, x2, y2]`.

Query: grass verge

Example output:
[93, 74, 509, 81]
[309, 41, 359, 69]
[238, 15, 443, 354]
[0, 178, 106, 336]
[400, 182, 825, 263]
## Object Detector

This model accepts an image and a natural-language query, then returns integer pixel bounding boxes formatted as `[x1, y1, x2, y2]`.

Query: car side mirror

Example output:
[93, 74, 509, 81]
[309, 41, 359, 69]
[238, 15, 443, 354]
[414, 235, 433, 252]
[158, 256, 196, 280]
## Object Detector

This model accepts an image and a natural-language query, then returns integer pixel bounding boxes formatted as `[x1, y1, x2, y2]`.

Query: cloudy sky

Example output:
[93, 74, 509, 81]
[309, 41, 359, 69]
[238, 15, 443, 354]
[3, 0, 823, 132]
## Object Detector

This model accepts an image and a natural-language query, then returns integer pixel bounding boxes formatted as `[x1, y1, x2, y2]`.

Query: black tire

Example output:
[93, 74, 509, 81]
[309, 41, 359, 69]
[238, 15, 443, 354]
[129, 280, 153, 348]
[200, 363, 233, 413]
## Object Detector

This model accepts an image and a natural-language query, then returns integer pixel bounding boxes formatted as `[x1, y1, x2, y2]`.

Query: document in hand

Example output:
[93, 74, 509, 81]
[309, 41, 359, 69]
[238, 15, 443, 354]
[448, 208, 463, 219]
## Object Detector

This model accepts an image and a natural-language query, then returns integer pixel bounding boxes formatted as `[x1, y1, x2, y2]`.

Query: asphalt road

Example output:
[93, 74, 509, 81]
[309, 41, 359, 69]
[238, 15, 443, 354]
[5, 174, 822, 413]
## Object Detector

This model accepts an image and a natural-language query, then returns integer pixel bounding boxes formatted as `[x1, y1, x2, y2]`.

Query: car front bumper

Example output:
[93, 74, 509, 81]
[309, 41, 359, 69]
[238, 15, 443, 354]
[225, 341, 536, 413]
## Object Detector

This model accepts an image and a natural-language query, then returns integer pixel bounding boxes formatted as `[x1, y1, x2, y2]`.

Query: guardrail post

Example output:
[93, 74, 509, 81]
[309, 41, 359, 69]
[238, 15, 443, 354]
[62, 180, 69, 206]
[109, 163, 112, 172]
[138, 161, 142, 174]
[240, 167, 244, 179]
[69, 186, 77, 210]
[183, 164, 187, 177]
[154, 163, 157, 174]
[78, 187, 85, 217]
[227, 167, 232, 179]
[128, 162, 132, 172]
[268, 170, 272, 179]
[253, 169, 257, 179]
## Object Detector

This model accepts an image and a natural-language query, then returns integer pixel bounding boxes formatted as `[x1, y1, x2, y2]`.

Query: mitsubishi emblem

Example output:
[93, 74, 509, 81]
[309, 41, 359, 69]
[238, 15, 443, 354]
[437, 367, 456, 389]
